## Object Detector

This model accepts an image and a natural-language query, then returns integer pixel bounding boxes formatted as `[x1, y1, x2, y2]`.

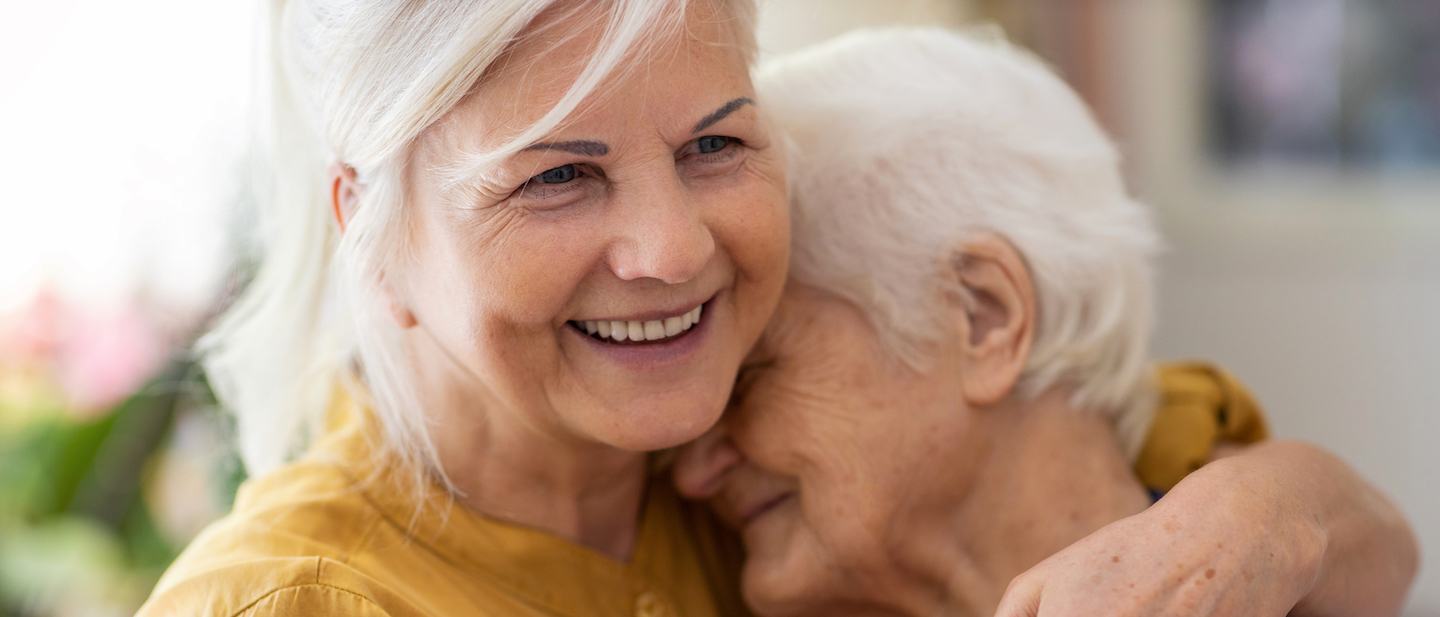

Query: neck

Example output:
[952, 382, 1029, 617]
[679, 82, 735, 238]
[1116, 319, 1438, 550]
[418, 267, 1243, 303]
[410, 330, 650, 562]
[890, 389, 1152, 617]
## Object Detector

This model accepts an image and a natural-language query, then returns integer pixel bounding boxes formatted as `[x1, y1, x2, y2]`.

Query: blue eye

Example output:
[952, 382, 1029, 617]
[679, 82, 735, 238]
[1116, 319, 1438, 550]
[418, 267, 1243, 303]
[536, 164, 576, 184]
[696, 135, 730, 154]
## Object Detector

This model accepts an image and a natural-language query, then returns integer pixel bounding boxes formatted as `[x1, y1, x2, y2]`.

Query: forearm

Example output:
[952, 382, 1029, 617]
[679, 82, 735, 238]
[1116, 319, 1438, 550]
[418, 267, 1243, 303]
[1196, 441, 1418, 617]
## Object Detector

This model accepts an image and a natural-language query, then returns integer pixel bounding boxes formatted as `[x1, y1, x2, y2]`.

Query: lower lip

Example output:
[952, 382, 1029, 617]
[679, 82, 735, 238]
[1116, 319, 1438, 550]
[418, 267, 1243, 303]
[570, 297, 715, 369]
[742, 492, 794, 527]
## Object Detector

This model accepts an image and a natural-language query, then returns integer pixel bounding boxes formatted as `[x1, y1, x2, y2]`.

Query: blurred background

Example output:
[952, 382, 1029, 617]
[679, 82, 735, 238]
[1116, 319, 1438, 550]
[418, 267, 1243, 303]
[0, 0, 1436, 615]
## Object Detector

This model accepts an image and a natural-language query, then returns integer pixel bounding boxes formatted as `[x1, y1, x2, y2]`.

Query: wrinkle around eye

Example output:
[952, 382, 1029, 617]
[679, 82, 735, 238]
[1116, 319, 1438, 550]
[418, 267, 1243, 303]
[441, 165, 526, 211]
[679, 144, 747, 181]
[444, 182, 512, 212]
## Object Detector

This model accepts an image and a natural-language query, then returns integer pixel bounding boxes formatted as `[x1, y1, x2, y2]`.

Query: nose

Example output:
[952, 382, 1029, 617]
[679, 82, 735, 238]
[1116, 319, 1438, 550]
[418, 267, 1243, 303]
[673, 424, 742, 499]
[607, 169, 715, 284]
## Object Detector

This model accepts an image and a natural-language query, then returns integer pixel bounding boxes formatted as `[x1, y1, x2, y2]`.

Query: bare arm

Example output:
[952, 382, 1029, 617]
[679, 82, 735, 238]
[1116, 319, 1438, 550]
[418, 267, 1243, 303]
[1227, 441, 1418, 617]
[995, 440, 1418, 617]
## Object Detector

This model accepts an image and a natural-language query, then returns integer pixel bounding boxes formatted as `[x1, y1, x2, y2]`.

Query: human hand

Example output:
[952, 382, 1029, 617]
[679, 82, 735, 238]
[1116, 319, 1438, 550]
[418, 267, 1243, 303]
[993, 449, 1326, 617]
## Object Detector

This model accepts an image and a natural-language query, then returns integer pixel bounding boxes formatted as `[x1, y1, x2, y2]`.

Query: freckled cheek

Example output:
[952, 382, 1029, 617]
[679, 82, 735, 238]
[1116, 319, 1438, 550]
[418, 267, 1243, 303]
[799, 481, 882, 567]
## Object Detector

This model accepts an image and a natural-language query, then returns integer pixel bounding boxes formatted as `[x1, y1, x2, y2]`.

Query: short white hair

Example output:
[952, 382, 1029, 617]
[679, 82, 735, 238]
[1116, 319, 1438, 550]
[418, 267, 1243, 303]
[200, 0, 757, 480]
[758, 28, 1160, 457]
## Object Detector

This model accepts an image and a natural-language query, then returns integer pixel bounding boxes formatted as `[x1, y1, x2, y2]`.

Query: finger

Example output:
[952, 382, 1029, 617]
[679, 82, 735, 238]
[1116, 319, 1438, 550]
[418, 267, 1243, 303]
[993, 575, 1043, 617]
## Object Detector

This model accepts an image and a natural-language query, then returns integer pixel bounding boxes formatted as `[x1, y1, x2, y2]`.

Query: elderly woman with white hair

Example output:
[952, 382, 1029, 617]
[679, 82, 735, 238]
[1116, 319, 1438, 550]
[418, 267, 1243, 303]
[140, 0, 788, 615]
[675, 29, 1418, 617]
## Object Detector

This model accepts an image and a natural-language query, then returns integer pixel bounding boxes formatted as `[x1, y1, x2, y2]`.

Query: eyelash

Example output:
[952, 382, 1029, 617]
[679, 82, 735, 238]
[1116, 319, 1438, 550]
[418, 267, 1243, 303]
[512, 162, 603, 203]
[516, 135, 744, 201]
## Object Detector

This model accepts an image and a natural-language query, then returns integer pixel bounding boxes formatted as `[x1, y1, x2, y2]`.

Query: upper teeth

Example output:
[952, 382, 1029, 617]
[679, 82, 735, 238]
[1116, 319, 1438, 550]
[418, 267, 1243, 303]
[579, 305, 703, 342]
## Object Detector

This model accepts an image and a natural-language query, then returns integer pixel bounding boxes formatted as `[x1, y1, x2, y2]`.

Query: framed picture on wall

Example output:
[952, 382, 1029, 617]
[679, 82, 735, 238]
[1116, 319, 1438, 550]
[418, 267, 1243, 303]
[1208, 0, 1440, 169]
[1111, 1, 1440, 220]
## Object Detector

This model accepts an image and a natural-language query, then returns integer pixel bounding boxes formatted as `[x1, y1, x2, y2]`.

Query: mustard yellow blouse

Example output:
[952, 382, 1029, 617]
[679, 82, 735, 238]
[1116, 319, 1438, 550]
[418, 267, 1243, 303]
[136, 392, 749, 617]
[136, 361, 1262, 617]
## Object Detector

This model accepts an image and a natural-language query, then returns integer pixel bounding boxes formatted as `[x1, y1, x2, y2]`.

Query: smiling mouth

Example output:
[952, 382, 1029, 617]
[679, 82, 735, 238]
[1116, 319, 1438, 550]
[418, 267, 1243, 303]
[570, 303, 704, 345]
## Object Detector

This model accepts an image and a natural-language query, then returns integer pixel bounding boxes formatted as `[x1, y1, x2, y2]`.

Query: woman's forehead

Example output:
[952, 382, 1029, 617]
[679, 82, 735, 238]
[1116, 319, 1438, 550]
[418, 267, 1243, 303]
[477, 0, 746, 111]
[416, 5, 753, 163]
[762, 286, 862, 358]
[760, 285, 921, 387]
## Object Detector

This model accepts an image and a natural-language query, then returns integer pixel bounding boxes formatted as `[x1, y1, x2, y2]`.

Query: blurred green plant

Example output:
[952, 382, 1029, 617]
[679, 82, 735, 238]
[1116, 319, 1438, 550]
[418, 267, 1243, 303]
[0, 355, 240, 617]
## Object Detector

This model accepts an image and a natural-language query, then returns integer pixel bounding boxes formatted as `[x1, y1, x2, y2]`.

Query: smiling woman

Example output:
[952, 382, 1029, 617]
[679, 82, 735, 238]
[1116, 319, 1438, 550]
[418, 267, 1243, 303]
[137, 0, 786, 615]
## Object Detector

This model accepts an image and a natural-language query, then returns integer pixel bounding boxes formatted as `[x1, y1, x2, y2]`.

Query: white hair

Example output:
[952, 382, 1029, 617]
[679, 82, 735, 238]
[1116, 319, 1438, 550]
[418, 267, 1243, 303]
[758, 28, 1160, 457]
[200, 0, 757, 481]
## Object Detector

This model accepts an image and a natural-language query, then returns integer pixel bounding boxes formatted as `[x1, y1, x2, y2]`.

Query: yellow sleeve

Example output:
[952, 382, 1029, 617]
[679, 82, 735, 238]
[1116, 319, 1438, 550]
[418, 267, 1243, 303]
[1133, 361, 1270, 493]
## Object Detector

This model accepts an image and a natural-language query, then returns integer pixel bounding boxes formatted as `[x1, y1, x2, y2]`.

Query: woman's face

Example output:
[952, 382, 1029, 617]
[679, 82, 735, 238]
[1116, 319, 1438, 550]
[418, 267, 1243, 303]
[398, 4, 788, 451]
[674, 284, 993, 616]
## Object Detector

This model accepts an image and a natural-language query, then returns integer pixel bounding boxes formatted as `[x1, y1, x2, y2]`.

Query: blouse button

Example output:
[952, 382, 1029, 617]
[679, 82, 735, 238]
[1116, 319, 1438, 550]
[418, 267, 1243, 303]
[635, 591, 664, 617]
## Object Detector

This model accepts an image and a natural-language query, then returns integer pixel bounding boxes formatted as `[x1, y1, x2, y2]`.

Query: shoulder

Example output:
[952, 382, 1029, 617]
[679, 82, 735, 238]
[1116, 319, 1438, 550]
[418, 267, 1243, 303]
[138, 460, 423, 617]
[137, 557, 403, 617]
[161, 457, 385, 572]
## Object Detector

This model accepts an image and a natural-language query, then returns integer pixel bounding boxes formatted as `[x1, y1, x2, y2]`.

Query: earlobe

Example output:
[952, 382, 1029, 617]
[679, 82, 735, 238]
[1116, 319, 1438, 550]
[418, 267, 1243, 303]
[376, 275, 418, 329]
[947, 234, 1036, 406]
[328, 161, 360, 232]
[388, 297, 418, 329]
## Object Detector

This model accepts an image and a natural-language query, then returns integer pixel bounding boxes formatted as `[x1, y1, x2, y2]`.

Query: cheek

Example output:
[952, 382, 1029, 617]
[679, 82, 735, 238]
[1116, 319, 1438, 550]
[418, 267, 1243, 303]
[706, 158, 789, 304]
[409, 204, 603, 336]
[805, 475, 894, 569]
[757, 404, 906, 571]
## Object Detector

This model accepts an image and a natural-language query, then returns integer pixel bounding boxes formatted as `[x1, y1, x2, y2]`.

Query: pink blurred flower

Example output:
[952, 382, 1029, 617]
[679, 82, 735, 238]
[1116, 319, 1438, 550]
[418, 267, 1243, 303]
[59, 306, 166, 412]
[0, 287, 170, 417]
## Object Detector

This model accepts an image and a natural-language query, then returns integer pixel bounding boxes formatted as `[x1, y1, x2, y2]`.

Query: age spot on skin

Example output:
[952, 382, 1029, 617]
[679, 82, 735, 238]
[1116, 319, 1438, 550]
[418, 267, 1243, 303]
[1206, 568, 1216, 579]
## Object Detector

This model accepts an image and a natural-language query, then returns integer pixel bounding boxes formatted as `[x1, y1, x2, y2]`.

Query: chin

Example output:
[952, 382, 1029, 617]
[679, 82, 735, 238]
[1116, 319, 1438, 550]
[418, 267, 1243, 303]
[739, 511, 834, 617]
[566, 380, 730, 451]
[742, 561, 830, 617]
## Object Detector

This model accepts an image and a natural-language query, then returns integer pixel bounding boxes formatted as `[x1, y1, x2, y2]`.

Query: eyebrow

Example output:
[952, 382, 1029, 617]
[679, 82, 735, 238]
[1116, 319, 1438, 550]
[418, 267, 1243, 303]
[693, 97, 755, 134]
[515, 97, 754, 157]
[521, 140, 609, 156]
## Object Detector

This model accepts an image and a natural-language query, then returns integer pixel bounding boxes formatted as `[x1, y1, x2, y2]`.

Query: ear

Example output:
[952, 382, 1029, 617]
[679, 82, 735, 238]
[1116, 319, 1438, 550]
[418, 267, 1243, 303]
[328, 161, 360, 232]
[946, 234, 1035, 407]
[326, 162, 414, 328]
